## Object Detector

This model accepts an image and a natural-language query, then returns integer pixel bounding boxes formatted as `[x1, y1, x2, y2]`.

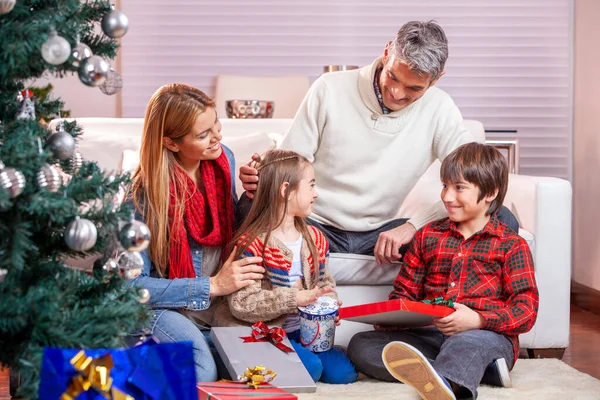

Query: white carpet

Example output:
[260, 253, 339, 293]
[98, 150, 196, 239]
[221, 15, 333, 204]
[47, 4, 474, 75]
[297, 359, 600, 400]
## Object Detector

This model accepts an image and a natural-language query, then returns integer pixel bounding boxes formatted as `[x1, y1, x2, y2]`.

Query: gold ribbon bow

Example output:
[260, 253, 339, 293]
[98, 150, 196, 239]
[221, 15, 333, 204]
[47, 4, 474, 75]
[61, 350, 133, 400]
[238, 365, 277, 389]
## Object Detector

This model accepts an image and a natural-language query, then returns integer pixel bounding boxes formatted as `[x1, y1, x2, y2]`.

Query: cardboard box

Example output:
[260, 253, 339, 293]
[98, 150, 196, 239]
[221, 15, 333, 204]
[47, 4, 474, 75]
[198, 382, 297, 399]
[210, 327, 316, 393]
[338, 299, 454, 327]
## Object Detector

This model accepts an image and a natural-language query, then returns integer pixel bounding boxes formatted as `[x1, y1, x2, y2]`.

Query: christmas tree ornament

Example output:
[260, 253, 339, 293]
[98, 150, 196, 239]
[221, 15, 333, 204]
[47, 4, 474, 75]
[0, 160, 26, 198]
[47, 124, 76, 160]
[117, 251, 144, 280]
[138, 288, 150, 304]
[71, 42, 92, 68]
[78, 55, 110, 87]
[101, 6, 129, 38]
[40, 31, 71, 65]
[102, 258, 118, 274]
[99, 68, 123, 96]
[64, 217, 97, 252]
[37, 163, 61, 192]
[69, 151, 83, 174]
[118, 220, 151, 252]
[15, 92, 36, 121]
[0, 0, 16, 15]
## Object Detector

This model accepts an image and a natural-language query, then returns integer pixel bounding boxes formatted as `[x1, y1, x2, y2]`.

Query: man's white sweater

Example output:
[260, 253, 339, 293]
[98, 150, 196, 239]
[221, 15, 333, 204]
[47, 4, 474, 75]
[281, 58, 474, 232]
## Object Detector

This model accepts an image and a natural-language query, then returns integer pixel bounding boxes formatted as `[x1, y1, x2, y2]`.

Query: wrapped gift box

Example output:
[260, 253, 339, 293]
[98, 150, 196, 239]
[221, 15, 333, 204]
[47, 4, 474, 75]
[197, 381, 297, 400]
[210, 327, 316, 393]
[338, 299, 454, 327]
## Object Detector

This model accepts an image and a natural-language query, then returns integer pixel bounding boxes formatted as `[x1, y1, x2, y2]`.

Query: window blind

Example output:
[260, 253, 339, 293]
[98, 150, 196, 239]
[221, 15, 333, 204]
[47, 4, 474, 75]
[121, 0, 572, 179]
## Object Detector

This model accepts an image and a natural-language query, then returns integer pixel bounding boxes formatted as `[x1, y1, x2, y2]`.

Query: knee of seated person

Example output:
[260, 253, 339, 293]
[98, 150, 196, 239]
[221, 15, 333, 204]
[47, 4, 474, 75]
[318, 349, 358, 384]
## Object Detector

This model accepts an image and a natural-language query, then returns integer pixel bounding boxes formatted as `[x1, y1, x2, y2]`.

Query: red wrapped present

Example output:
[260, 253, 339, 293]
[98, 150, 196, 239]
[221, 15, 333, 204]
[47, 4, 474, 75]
[197, 381, 297, 399]
[339, 298, 454, 327]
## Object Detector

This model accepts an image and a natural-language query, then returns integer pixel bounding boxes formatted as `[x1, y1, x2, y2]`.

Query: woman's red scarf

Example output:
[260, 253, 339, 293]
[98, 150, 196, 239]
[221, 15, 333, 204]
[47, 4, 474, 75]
[168, 152, 235, 279]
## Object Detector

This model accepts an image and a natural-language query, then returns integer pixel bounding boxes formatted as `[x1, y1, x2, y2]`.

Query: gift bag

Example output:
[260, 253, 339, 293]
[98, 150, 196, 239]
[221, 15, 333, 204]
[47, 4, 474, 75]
[38, 338, 197, 400]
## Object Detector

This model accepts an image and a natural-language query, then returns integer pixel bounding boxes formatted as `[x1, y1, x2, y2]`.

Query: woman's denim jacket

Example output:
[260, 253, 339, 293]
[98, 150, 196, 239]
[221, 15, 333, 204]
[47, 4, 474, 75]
[128, 145, 237, 312]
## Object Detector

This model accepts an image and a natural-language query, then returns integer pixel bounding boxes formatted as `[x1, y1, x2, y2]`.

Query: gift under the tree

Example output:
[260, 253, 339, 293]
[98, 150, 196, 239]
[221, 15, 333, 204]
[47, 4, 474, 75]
[211, 324, 316, 393]
[338, 298, 455, 327]
[197, 381, 297, 400]
[38, 339, 197, 400]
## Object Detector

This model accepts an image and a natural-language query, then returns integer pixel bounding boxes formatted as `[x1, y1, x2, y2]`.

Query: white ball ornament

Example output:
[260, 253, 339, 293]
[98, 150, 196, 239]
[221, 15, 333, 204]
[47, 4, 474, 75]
[41, 31, 72, 65]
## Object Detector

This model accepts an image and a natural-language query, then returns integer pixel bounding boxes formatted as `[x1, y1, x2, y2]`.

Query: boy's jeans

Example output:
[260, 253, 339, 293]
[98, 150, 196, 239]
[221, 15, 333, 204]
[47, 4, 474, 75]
[347, 327, 514, 399]
[307, 205, 519, 255]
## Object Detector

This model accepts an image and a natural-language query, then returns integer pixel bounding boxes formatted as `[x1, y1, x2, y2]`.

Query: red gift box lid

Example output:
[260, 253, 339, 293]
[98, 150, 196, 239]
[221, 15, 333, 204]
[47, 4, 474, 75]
[197, 381, 298, 400]
[338, 298, 454, 327]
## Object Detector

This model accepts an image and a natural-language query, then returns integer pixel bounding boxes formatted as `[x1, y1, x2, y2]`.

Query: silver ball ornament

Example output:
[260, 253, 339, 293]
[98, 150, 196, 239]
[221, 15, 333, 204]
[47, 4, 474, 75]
[37, 163, 61, 192]
[41, 31, 71, 65]
[101, 7, 129, 38]
[78, 55, 110, 87]
[47, 130, 76, 160]
[0, 166, 26, 198]
[65, 217, 98, 252]
[102, 258, 119, 274]
[138, 288, 151, 304]
[118, 220, 151, 252]
[0, 268, 7, 283]
[117, 251, 144, 280]
[99, 69, 123, 96]
[0, 0, 16, 15]
[71, 42, 92, 68]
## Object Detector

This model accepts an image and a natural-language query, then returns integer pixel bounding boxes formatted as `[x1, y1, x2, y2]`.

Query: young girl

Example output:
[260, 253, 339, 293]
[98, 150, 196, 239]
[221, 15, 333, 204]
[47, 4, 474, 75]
[218, 149, 358, 385]
[128, 84, 264, 382]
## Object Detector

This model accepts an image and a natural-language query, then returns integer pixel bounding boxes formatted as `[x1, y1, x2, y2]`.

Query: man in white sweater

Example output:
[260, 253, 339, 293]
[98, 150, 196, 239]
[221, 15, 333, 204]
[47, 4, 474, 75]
[239, 21, 518, 265]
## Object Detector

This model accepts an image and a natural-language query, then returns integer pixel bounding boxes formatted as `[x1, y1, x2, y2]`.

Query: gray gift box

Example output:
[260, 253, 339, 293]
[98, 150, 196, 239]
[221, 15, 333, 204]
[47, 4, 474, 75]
[210, 327, 317, 393]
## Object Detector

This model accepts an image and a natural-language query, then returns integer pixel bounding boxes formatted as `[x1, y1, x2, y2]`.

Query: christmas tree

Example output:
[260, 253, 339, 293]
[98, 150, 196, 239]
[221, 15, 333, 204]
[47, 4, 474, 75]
[0, 1, 149, 398]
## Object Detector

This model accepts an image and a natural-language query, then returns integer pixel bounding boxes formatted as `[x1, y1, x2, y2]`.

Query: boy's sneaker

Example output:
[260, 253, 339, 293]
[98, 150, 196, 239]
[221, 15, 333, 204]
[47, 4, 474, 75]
[382, 341, 456, 400]
[481, 358, 513, 388]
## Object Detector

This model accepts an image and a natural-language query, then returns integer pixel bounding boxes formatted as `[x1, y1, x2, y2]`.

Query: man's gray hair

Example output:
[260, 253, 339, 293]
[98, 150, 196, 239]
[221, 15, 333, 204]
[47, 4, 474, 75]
[389, 21, 448, 81]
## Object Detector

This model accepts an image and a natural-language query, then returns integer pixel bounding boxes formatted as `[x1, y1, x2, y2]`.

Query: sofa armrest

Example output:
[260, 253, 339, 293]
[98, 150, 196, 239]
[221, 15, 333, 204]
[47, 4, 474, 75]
[505, 174, 572, 348]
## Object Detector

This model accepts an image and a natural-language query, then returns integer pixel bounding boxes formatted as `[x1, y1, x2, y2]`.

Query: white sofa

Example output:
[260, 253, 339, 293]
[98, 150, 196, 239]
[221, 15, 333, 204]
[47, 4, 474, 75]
[49, 117, 572, 356]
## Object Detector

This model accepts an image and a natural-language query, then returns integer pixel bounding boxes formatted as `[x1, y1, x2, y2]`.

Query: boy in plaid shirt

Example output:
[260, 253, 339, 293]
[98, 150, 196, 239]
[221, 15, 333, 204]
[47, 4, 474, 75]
[347, 143, 539, 399]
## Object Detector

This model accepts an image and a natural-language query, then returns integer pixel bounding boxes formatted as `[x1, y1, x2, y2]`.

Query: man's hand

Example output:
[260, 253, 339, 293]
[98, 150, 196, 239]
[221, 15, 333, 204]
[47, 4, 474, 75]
[296, 286, 335, 307]
[433, 303, 485, 336]
[209, 246, 265, 297]
[239, 153, 261, 198]
[374, 223, 417, 265]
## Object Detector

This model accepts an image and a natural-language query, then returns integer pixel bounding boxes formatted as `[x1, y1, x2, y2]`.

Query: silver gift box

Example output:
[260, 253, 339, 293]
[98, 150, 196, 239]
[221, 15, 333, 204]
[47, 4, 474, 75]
[210, 327, 317, 393]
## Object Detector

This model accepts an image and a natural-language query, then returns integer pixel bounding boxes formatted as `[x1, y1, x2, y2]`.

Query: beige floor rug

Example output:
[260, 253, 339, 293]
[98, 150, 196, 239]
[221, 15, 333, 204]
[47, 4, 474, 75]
[297, 359, 600, 400]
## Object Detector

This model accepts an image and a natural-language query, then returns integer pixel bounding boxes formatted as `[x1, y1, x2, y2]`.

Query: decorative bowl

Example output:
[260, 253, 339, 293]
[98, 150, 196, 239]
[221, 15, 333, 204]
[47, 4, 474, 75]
[225, 100, 275, 119]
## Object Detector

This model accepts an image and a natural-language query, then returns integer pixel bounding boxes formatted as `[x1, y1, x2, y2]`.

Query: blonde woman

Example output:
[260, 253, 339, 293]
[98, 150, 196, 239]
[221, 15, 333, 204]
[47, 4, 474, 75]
[128, 84, 264, 381]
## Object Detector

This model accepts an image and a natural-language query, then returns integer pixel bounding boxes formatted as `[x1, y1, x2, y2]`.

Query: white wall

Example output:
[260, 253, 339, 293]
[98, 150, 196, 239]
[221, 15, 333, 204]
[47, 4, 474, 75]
[32, 72, 118, 118]
[573, 0, 600, 291]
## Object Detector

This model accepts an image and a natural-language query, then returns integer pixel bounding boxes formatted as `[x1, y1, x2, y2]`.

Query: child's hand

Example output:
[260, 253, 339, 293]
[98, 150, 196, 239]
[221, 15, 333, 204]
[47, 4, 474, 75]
[334, 299, 343, 326]
[296, 286, 335, 307]
[433, 303, 484, 335]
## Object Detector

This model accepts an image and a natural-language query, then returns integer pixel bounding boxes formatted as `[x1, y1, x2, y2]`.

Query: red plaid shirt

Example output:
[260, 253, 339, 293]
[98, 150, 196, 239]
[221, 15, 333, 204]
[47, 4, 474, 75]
[390, 215, 539, 361]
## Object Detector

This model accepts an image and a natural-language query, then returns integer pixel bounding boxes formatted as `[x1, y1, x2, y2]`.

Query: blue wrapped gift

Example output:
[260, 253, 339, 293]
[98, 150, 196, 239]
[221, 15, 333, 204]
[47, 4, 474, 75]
[38, 338, 197, 400]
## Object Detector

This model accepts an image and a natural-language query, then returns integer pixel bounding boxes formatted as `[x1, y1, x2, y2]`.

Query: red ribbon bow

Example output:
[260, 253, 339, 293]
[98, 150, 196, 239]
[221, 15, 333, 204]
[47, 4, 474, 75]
[239, 322, 295, 354]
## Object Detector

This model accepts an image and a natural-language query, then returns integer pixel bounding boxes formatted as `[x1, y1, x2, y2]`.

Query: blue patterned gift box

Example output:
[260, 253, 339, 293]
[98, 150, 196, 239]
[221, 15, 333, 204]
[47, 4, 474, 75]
[298, 296, 338, 353]
[38, 338, 197, 400]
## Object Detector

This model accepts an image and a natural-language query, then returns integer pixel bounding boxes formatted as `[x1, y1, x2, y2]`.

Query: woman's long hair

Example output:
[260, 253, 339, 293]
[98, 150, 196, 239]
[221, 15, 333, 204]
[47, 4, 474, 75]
[230, 150, 320, 279]
[130, 83, 216, 277]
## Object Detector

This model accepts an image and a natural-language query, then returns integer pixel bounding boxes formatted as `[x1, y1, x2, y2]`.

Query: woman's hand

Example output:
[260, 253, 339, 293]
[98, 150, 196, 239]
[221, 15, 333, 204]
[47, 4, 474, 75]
[209, 247, 264, 297]
[335, 299, 343, 326]
[296, 286, 335, 307]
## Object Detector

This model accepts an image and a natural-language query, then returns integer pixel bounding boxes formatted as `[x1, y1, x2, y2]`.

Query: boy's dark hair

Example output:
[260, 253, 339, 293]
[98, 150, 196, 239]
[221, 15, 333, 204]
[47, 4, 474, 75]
[440, 142, 508, 215]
